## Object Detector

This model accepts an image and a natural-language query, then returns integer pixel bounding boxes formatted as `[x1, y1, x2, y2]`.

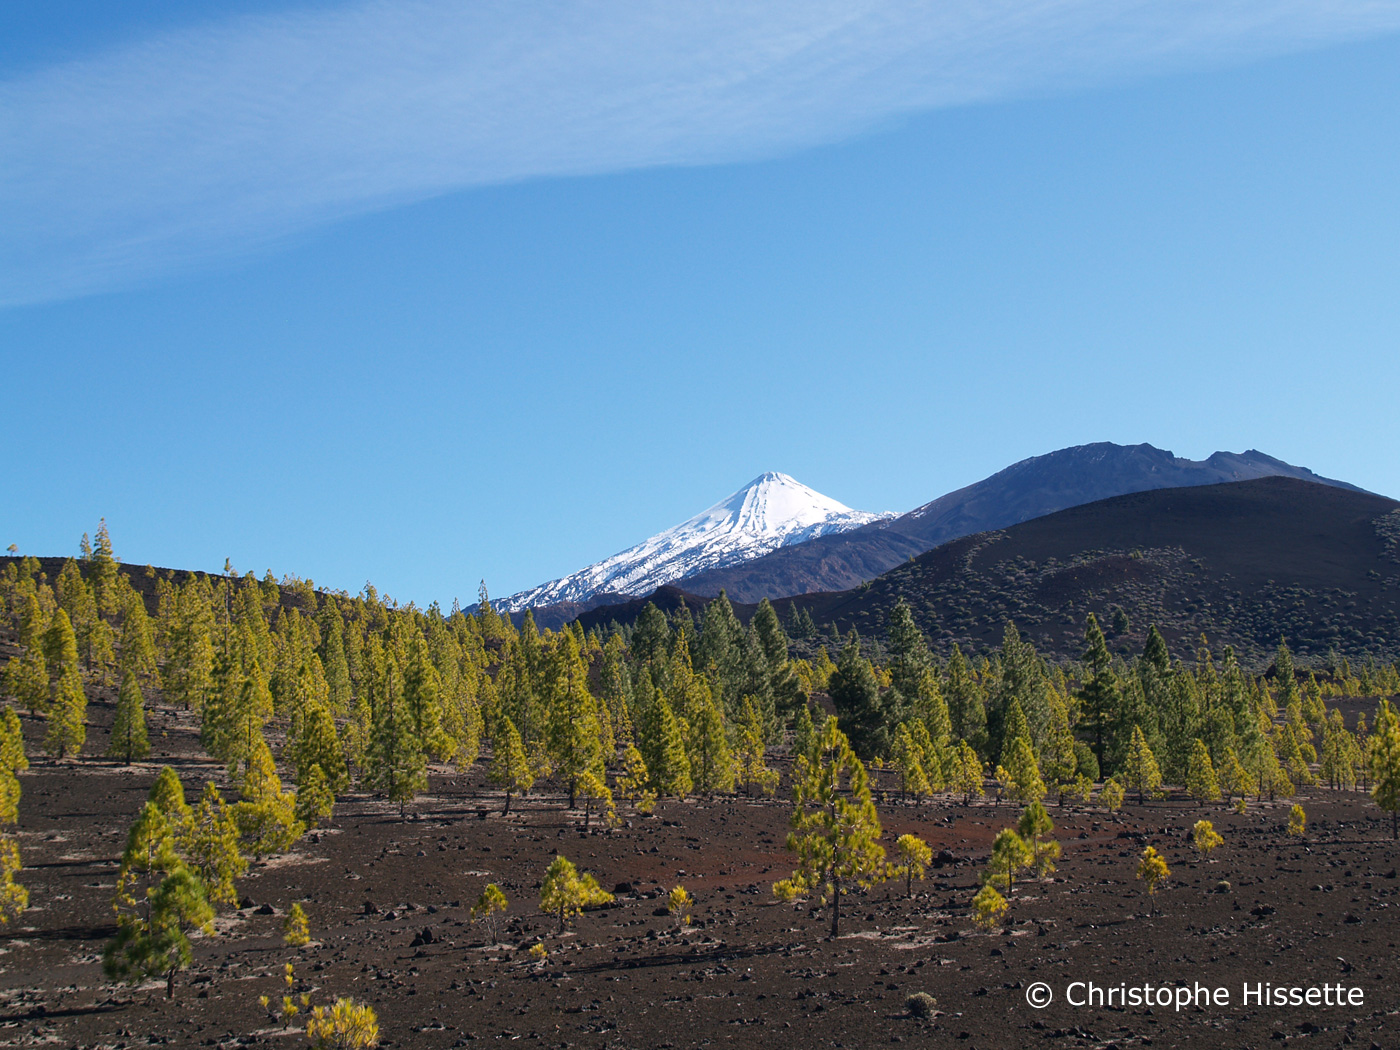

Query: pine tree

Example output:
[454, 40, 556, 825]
[364, 656, 427, 817]
[998, 737, 1045, 804]
[5, 594, 49, 717]
[615, 742, 655, 814]
[998, 699, 1033, 768]
[984, 828, 1031, 895]
[950, 740, 984, 805]
[1136, 846, 1169, 910]
[1123, 725, 1163, 804]
[972, 882, 1008, 928]
[282, 902, 311, 947]
[1186, 739, 1222, 802]
[773, 716, 886, 937]
[886, 598, 932, 700]
[149, 766, 192, 835]
[1192, 819, 1223, 856]
[402, 634, 450, 759]
[791, 701, 818, 765]
[733, 697, 779, 797]
[829, 635, 889, 760]
[104, 865, 215, 998]
[0, 838, 26, 924]
[1017, 800, 1061, 877]
[686, 688, 734, 796]
[234, 740, 303, 857]
[488, 716, 534, 814]
[893, 833, 932, 898]
[1369, 699, 1400, 839]
[944, 644, 987, 755]
[109, 667, 151, 765]
[542, 634, 604, 808]
[46, 662, 86, 760]
[1078, 614, 1118, 772]
[752, 598, 803, 718]
[539, 855, 613, 932]
[890, 722, 931, 799]
[0, 708, 27, 827]
[291, 701, 348, 794]
[295, 764, 336, 828]
[471, 883, 509, 944]
[646, 693, 692, 799]
[181, 782, 246, 906]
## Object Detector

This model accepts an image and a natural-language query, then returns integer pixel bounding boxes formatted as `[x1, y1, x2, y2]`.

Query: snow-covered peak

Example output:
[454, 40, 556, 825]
[499, 473, 893, 613]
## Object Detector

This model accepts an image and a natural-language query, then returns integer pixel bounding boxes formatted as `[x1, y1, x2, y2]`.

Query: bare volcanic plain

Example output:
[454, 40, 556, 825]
[3, 702, 1399, 1050]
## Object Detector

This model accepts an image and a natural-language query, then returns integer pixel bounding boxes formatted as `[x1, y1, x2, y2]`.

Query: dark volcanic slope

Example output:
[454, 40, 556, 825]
[678, 443, 1363, 603]
[777, 476, 1400, 665]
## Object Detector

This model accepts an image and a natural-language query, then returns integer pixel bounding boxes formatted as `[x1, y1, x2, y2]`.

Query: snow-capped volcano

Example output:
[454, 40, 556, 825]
[500, 473, 893, 613]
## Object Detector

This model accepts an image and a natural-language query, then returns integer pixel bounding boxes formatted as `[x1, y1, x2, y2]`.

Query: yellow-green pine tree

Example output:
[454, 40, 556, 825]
[1186, 739, 1221, 802]
[774, 716, 886, 937]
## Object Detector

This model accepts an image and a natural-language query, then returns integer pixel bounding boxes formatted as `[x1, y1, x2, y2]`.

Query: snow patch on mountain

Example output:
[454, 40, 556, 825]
[500, 472, 893, 613]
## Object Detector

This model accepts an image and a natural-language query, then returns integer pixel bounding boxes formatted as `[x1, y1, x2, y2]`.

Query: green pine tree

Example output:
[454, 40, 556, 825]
[108, 667, 151, 765]
[774, 716, 886, 937]
[488, 715, 534, 814]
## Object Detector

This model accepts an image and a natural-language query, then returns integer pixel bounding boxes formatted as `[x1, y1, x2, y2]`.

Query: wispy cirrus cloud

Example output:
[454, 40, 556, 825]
[3, 0, 1399, 306]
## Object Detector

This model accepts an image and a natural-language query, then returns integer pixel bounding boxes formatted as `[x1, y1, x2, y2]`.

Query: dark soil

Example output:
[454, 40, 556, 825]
[3, 701, 1399, 1050]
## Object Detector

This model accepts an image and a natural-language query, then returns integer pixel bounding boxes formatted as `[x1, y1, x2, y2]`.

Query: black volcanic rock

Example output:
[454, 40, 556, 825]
[675, 443, 1362, 603]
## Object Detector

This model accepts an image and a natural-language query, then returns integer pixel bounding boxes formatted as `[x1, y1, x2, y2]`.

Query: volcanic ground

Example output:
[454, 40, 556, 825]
[2, 700, 1398, 1050]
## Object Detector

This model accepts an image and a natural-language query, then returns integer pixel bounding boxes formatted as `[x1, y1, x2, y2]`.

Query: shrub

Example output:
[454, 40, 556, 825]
[971, 883, 1008, 929]
[306, 997, 379, 1049]
[284, 903, 310, 947]
[1287, 804, 1306, 838]
[905, 991, 937, 1018]
[1191, 820, 1223, 856]
[666, 885, 692, 929]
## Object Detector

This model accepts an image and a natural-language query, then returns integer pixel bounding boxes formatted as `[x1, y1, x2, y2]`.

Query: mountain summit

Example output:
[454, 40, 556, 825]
[675, 443, 1365, 603]
[499, 473, 891, 613]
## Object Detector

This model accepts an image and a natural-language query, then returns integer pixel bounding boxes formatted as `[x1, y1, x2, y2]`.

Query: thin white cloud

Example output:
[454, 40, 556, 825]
[3, 0, 1399, 306]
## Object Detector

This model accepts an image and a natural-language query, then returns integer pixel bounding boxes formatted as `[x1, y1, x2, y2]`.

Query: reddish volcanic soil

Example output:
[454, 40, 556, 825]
[2, 701, 1399, 1050]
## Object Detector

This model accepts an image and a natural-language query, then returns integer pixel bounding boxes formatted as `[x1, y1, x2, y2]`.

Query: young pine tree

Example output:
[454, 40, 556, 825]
[234, 740, 303, 858]
[890, 722, 931, 800]
[0, 709, 27, 827]
[950, 740, 985, 805]
[295, 764, 336, 828]
[893, 833, 932, 899]
[1016, 800, 1061, 878]
[489, 716, 534, 815]
[646, 694, 692, 799]
[1185, 739, 1222, 803]
[1123, 725, 1164, 804]
[773, 717, 885, 937]
[364, 657, 427, 817]
[733, 697, 779, 797]
[104, 865, 215, 999]
[5, 594, 49, 717]
[108, 667, 151, 765]
[182, 782, 246, 906]
[539, 855, 612, 933]
[686, 689, 734, 796]
[984, 828, 1032, 895]
[1370, 701, 1400, 839]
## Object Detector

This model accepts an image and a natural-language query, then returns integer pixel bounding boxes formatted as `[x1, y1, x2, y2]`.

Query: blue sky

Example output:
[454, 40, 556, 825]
[3, 2, 1400, 608]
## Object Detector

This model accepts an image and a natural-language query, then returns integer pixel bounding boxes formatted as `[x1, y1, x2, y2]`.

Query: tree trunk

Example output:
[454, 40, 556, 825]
[829, 876, 841, 938]
[166, 967, 176, 998]
[503, 790, 511, 815]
